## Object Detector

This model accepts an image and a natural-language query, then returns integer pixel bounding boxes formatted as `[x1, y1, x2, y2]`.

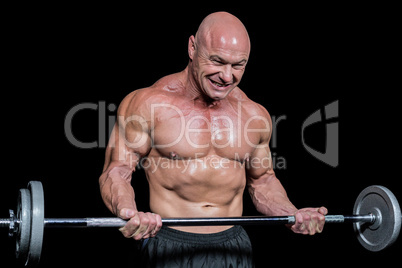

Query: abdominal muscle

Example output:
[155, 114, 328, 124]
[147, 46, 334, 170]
[144, 155, 247, 233]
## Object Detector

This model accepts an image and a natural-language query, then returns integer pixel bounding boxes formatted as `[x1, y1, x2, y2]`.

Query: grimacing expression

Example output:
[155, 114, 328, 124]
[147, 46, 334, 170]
[194, 39, 248, 100]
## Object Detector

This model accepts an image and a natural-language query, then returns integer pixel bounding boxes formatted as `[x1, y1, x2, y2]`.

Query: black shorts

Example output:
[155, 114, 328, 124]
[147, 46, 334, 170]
[140, 225, 254, 268]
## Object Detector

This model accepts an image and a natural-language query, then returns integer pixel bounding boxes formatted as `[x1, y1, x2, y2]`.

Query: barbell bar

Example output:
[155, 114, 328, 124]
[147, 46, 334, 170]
[0, 215, 377, 228]
[1, 181, 401, 267]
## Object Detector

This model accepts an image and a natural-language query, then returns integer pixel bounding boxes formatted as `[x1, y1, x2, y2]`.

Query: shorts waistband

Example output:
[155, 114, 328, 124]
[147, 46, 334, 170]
[156, 225, 244, 245]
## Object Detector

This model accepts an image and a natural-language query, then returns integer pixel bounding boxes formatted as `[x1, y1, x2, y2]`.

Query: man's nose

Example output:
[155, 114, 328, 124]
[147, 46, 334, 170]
[220, 65, 233, 83]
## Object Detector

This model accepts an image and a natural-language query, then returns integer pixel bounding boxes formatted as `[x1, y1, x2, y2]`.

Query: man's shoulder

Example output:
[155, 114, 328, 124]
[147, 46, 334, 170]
[230, 87, 270, 118]
[119, 73, 184, 115]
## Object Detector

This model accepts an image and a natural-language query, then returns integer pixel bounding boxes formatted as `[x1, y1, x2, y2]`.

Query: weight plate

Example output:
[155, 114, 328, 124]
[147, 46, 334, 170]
[26, 181, 45, 266]
[353, 185, 401, 251]
[15, 189, 31, 261]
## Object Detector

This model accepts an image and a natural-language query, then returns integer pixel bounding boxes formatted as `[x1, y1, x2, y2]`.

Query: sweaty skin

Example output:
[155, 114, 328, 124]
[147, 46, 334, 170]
[99, 12, 327, 239]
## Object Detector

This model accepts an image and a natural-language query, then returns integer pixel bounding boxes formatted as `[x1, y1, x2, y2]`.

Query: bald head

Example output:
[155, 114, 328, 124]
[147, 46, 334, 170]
[187, 12, 250, 101]
[195, 12, 250, 54]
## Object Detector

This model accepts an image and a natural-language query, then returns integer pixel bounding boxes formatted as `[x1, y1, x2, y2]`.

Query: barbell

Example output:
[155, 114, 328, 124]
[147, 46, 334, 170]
[1, 181, 401, 267]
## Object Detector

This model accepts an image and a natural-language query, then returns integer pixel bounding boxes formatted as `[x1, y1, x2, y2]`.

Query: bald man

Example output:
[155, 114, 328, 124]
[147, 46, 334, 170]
[99, 12, 327, 267]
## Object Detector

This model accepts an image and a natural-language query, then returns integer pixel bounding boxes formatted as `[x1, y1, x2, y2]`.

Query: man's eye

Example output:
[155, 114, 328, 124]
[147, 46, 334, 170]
[233, 64, 244, 69]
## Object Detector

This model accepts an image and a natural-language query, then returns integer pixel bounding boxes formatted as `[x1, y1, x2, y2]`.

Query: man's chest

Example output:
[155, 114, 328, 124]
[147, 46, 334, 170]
[149, 103, 266, 161]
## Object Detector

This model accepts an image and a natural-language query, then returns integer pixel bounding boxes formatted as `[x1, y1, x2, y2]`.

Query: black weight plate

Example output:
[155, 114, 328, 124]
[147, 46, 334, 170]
[15, 189, 31, 261]
[353, 185, 401, 251]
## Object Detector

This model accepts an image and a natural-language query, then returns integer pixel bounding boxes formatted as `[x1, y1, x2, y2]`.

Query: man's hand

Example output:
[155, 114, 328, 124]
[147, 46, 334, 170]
[118, 208, 163, 240]
[290, 207, 328, 235]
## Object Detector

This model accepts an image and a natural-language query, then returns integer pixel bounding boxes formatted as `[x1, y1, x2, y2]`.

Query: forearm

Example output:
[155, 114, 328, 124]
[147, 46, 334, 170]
[248, 172, 298, 216]
[99, 165, 137, 216]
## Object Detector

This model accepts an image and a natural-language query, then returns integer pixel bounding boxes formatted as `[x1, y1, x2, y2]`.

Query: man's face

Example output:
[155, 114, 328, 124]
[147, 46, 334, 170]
[191, 36, 249, 100]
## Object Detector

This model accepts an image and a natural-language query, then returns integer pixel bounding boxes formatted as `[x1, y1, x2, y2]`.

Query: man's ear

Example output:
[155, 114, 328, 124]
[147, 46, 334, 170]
[188, 35, 196, 60]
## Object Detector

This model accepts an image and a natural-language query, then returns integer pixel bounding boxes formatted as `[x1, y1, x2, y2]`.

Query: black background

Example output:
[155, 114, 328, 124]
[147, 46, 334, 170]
[1, 3, 400, 267]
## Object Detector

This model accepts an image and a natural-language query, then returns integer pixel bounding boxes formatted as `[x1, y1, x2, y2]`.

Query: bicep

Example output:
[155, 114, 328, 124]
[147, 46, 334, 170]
[102, 94, 152, 174]
[104, 122, 151, 170]
[246, 106, 275, 180]
[246, 145, 275, 181]
[100, 121, 151, 192]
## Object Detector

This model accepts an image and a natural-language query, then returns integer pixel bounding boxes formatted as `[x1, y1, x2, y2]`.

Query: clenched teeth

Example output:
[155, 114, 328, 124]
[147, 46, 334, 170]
[211, 80, 229, 87]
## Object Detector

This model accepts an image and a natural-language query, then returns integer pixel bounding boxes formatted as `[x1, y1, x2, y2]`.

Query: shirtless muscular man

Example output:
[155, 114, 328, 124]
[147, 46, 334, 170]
[99, 11, 327, 267]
